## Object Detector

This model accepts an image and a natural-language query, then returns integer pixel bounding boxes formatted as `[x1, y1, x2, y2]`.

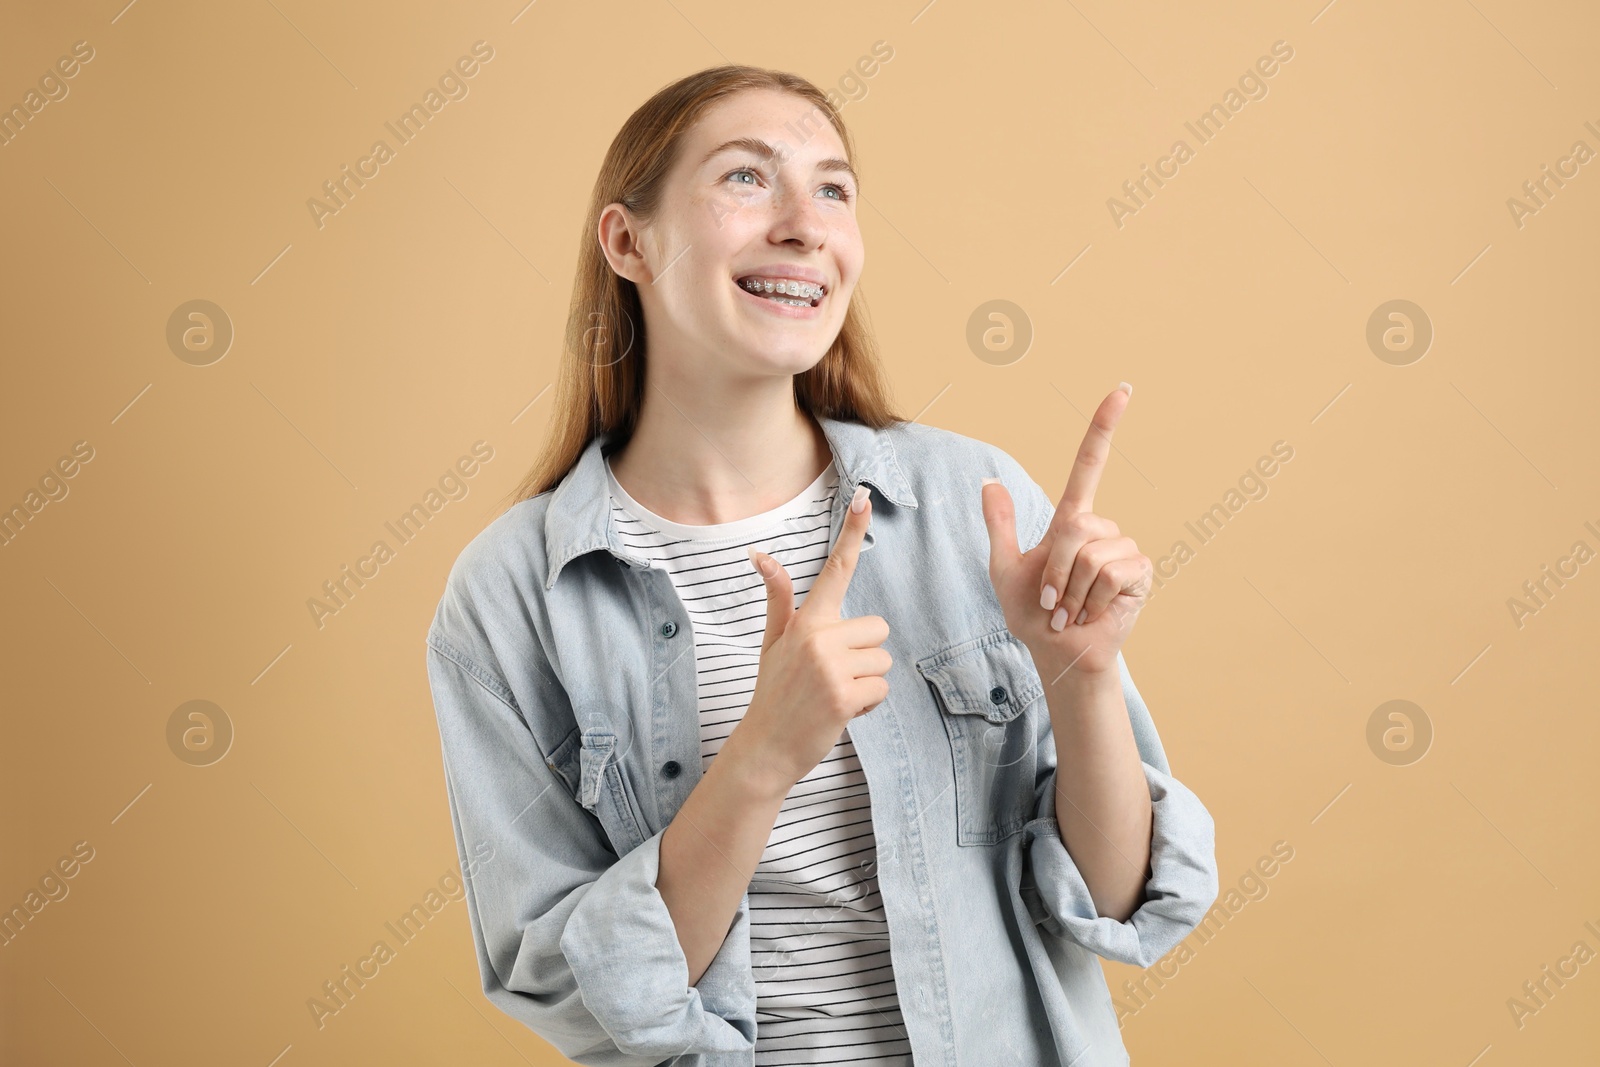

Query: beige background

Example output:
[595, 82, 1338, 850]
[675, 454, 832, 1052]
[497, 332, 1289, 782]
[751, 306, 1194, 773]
[3, 0, 1597, 1063]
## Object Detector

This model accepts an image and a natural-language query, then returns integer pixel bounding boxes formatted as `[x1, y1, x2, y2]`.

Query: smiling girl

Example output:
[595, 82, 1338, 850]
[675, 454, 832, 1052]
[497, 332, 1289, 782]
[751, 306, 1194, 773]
[427, 65, 1218, 1066]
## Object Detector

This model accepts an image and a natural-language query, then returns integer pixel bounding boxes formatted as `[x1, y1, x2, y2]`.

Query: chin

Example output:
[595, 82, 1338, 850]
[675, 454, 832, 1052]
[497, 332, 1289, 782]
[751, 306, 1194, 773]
[737, 341, 829, 376]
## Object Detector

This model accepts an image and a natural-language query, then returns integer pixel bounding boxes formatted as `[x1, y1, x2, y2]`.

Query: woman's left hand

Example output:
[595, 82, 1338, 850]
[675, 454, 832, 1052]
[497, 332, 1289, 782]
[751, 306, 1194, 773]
[981, 385, 1152, 679]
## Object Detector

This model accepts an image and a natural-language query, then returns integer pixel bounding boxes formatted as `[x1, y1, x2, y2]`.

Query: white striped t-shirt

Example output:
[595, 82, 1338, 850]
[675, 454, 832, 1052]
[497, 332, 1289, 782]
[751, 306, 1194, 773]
[604, 454, 914, 1065]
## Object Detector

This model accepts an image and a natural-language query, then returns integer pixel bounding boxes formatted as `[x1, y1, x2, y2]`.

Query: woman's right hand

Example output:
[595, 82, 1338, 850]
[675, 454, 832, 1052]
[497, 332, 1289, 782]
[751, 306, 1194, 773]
[722, 484, 891, 802]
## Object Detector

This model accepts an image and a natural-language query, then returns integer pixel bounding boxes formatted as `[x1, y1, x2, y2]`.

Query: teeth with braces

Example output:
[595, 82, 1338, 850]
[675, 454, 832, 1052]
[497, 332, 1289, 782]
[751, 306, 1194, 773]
[739, 278, 825, 306]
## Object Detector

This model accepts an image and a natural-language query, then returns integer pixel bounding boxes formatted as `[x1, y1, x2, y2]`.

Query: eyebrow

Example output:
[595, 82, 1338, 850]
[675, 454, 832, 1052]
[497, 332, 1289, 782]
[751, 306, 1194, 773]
[699, 137, 859, 188]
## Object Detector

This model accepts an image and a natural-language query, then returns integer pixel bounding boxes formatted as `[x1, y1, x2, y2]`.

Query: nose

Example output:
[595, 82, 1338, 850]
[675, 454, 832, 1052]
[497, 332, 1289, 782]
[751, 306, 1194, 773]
[768, 183, 828, 249]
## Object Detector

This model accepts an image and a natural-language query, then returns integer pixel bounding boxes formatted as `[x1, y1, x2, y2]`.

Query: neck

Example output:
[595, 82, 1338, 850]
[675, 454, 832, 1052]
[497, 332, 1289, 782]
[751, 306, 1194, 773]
[606, 375, 832, 527]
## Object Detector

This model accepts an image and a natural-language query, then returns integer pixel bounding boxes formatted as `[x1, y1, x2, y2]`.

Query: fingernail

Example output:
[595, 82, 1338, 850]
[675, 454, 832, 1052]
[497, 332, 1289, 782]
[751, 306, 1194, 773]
[1051, 606, 1068, 631]
[850, 485, 869, 513]
[1075, 607, 1088, 625]
[1040, 584, 1058, 611]
[1118, 381, 1133, 397]
[981, 477, 1001, 488]
[748, 548, 773, 577]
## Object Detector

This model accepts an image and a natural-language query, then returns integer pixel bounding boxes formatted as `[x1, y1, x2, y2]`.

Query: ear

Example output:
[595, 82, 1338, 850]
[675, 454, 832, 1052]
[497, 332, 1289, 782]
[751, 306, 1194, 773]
[596, 203, 652, 285]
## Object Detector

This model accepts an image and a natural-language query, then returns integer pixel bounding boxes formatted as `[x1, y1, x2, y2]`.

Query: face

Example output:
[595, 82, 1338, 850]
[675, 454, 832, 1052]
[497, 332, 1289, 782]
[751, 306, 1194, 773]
[601, 88, 864, 379]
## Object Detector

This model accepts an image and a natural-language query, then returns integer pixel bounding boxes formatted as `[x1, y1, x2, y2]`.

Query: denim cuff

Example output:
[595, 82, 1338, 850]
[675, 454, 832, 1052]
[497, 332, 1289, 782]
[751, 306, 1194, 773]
[561, 826, 759, 1059]
[1021, 761, 1218, 968]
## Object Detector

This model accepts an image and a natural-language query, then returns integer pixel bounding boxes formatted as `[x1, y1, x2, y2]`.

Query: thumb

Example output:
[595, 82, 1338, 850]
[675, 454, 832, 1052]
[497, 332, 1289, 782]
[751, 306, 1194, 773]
[981, 477, 1021, 580]
[750, 548, 796, 652]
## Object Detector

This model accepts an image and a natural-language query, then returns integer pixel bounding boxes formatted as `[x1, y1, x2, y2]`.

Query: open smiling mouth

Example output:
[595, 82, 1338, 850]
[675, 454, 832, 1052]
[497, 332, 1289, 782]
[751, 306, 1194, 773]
[735, 276, 827, 309]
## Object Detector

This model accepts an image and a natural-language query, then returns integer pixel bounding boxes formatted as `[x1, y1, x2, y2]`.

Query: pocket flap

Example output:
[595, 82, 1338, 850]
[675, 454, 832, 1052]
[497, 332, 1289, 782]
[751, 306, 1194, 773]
[915, 627, 1044, 724]
[577, 731, 616, 811]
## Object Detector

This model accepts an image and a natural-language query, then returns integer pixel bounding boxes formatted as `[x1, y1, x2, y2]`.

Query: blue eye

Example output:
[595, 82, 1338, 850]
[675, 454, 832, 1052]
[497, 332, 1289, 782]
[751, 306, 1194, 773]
[723, 167, 853, 203]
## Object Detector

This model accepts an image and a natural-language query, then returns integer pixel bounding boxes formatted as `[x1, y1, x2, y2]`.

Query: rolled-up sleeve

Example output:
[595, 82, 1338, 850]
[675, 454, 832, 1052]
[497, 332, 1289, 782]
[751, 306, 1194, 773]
[1010, 469, 1220, 968]
[427, 628, 758, 1064]
[1020, 698, 1218, 968]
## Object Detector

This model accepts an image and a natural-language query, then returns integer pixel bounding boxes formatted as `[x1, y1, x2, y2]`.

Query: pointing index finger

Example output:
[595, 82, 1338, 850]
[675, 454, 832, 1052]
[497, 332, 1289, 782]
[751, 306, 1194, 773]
[1058, 383, 1131, 516]
[803, 483, 871, 620]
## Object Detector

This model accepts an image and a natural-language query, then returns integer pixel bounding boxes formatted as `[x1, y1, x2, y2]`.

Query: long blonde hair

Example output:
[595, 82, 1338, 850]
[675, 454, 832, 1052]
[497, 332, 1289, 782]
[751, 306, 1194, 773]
[499, 64, 905, 510]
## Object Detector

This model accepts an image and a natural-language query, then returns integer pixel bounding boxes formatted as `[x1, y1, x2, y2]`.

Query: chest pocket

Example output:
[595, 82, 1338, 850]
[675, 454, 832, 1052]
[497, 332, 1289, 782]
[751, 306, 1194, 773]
[550, 727, 650, 856]
[916, 626, 1045, 846]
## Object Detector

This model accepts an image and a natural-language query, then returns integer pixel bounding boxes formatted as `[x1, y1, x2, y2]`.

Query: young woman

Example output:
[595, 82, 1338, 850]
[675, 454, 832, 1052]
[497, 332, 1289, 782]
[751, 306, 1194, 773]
[426, 66, 1218, 1066]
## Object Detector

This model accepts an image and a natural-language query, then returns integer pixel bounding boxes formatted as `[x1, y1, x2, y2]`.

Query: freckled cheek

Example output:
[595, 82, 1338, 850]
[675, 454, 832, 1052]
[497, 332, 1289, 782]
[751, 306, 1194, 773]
[828, 214, 864, 251]
[831, 231, 865, 290]
[693, 188, 765, 232]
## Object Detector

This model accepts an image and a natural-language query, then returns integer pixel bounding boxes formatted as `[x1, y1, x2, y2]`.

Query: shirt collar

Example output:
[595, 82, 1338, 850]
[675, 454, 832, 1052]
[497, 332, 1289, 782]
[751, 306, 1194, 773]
[542, 414, 918, 591]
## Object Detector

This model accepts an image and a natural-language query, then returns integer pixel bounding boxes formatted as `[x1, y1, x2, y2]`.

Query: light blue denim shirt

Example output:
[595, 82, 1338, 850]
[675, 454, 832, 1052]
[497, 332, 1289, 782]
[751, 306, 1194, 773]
[425, 415, 1219, 1066]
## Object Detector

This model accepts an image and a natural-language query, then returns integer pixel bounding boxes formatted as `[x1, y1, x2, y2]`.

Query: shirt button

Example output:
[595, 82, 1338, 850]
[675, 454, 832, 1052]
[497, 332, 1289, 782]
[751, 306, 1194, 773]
[661, 760, 681, 778]
[661, 621, 679, 638]
[989, 685, 1008, 704]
